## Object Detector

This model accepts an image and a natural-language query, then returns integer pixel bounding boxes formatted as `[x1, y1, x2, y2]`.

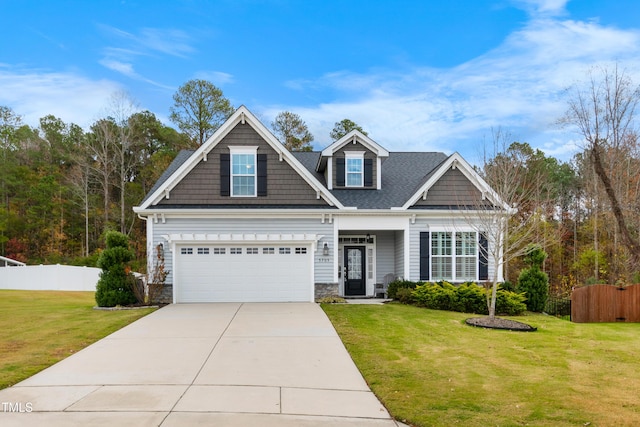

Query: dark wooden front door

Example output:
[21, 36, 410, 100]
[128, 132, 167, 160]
[344, 246, 366, 296]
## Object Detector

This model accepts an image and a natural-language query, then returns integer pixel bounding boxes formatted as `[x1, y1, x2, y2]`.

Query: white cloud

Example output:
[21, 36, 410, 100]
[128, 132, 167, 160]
[263, 6, 640, 162]
[193, 71, 235, 86]
[0, 68, 122, 127]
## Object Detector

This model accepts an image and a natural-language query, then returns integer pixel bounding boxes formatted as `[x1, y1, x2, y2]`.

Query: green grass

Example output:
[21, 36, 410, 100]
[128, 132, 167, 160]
[0, 290, 155, 390]
[322, 303, 640, 427]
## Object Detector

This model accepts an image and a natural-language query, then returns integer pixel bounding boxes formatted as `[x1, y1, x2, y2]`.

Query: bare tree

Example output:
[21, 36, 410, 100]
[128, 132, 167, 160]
[106, 92, 140, 234]
[561, 64, 640, 269]
[463, 129, 539, 319]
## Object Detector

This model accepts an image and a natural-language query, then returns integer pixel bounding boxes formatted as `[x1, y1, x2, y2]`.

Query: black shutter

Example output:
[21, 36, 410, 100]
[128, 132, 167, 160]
[479, 233, 489, 281]
[364, 158, 373, 187]
[336, 158, 345, 186]
[420, 232, 430, 281]
[257, 154, 267, 196]
[220, 153, 230, 196]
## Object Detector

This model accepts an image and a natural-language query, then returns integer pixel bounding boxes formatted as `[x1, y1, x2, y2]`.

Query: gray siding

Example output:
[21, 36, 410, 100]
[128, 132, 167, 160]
[375, 231, 395, 283]
[408, 217, 498, 282]
[413, 168, 483, 207]
[394, 230, 404, 278]
[332, 141, 377, 189]
[152, 217, 335, 284]
[158, 123, 328, 207]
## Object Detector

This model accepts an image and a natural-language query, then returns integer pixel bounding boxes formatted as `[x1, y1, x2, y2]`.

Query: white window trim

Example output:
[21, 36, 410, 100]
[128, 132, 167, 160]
[229, 146, 258, 197]
[345, 151, 365, 188]
[430, 229, 479, 282]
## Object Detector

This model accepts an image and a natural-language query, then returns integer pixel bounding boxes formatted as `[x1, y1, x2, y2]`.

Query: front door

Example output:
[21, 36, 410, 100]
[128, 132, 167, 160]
[344, 246, 366, 296]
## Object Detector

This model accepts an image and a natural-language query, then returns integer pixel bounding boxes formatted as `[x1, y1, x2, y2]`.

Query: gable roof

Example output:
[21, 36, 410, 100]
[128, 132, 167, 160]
[316, 130, 389, 172]
[135, 106, 344, 211]
[401, 152, 510, 211]
[294, 151, 448, 209]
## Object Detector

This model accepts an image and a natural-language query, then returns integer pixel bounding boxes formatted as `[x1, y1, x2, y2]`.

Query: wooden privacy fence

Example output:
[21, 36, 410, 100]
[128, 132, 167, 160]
[571, 284, 640, 323]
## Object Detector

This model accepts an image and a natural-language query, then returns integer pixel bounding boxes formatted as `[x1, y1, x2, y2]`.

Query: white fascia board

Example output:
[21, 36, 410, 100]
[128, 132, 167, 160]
[163, 233, 323, 245]
[136, 106, 344, 211]
[400, 152, 509, 211]
[321, 130, 389, 157]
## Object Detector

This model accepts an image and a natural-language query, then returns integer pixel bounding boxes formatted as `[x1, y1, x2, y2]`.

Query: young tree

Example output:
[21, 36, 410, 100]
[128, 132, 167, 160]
[517, 244, 549, 312]
[271, 111, 313, 151]
[169, 79, 235, 146]
[329, 118, 368, 140]
[95, 230, 136, 307]
[561, 64, 640, 270]
[464, 129, 539, 320]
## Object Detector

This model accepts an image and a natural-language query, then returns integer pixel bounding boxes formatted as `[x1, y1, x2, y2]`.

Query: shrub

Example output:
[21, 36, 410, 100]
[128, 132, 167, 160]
[387, 279, 419, 299]
[453, 282, 487, 314]
[395, 287, 415, 305]
[95, 231, 137, 307]
[495, 289, 527, 315]
[517, 244, 549, 312]
[412, 281, 457, 311]
[389, 279, 527, 316]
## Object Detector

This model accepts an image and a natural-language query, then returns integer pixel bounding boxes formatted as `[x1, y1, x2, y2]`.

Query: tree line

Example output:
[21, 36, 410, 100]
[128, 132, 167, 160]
[1, 67, 639, 293]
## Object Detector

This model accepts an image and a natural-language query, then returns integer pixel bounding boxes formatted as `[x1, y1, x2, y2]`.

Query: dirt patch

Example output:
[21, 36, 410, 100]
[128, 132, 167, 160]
[465, 316, 537, 332]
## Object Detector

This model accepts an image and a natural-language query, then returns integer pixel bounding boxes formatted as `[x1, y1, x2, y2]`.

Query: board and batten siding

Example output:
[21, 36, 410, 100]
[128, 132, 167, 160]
[157, 123, 328, 207]
[151, 217, 335, 285]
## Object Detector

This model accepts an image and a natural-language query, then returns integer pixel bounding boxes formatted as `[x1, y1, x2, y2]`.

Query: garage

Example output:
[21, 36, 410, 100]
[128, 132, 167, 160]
[174, 242, 314, 303]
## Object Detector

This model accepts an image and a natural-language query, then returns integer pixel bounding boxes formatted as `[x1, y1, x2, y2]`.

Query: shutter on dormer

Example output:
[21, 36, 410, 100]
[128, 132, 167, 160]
[220, 153, 230, 196]
[364, 158, 373, 187]
[420, 232, 430, 281]
[478, 233, 489, 281]
[336, 158, 345, 186]
[257, 154, 267, 196]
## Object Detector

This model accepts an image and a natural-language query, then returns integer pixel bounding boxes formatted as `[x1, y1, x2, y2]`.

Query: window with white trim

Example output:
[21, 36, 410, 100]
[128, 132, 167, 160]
[247, 248, 259, 254]
[263, 247, 275, 254]
[295, 247, 307, 254]
[230, 147, 257, 197]
[197, 247, 210, 255]
[456, 232, 477, 281]
[279, 247, 291, 255]
[213, 247, 226, 255]
[230, 247, 242, 254]
[181, 247, 193, 255]
[431, 231, 477, 281]
[345, 152, 364, 187]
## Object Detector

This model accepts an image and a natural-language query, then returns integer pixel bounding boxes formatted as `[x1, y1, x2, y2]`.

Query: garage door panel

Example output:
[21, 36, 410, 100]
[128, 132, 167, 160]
[175, 244, 312, 302]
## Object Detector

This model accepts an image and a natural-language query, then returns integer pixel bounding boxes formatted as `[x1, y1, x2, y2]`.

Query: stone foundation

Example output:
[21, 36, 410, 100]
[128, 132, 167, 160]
[314, 282, 339, 301]
[150, 283, 173, 304]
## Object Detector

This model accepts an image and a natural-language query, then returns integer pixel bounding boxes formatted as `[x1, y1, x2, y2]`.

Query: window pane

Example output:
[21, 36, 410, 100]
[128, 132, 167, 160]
[432, 232, 452, 256]
[432, 258, 452, 281]
[456, 257, 476, 281]
[232, 154, 255, 175]
[347, 172, 362, 186]
[456, 232, 476, 256]
[347, 158, 362, 172]
[233, 176, 255, 195]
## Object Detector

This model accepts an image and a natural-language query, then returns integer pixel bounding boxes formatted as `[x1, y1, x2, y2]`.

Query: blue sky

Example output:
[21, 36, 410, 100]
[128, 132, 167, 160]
[2, 0, 640, 163]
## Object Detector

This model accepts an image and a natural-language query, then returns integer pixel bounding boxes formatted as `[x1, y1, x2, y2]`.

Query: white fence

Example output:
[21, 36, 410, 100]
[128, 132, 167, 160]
[0, 265, 100, 291]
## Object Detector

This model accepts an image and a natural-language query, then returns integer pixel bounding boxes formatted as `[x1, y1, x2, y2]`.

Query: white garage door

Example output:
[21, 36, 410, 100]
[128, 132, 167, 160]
[175, 244, 313, 302]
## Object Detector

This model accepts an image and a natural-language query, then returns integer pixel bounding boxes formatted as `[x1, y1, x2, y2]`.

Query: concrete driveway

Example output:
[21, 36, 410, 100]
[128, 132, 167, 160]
[0, 303, 401, 426]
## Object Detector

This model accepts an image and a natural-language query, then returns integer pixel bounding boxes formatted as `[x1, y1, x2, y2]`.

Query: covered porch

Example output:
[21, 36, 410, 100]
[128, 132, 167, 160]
[336, 230, 406, 298]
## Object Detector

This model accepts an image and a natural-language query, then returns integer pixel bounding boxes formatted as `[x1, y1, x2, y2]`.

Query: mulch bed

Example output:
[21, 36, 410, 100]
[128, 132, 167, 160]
[465, 316, 537, 332]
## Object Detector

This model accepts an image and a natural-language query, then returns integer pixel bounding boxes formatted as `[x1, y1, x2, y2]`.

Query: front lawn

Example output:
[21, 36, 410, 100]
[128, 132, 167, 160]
[0, 290, 155, 389]
[322, 303, 640, 427]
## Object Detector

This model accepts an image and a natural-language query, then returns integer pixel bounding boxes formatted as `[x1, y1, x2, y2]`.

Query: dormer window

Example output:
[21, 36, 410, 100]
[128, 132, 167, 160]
[345, 152, 365, 187]
[229, 147, 258, 197]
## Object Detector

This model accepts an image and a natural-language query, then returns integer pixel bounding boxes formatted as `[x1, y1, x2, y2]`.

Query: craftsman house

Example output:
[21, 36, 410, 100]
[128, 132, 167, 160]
[134, 106, 505, 303]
